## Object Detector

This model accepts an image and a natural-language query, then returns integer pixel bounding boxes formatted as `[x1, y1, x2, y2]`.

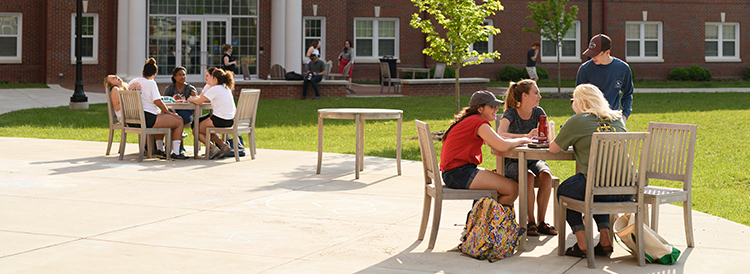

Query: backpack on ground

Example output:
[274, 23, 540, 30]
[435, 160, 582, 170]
[458, 196, 521, 262]
[225, 136, 246, 157]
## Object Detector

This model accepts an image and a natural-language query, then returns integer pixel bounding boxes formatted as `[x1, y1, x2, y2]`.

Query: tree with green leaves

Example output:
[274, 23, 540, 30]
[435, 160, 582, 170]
[523, 0, 579, 94]
[410, 0, 503, 114]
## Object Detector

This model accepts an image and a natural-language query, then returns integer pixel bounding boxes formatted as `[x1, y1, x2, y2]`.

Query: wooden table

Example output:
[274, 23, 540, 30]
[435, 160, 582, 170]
[398, 68, 431, 79]
[317, 108, 402, 179]
[166, 102, 212, 158]
[492, 145, 576, 252]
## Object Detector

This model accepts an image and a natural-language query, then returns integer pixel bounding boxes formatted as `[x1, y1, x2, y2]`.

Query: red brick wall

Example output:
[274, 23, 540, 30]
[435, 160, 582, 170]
[0, 1, 46, 84]
[402, 82, 488, 97]
[234, 82, 347, 100]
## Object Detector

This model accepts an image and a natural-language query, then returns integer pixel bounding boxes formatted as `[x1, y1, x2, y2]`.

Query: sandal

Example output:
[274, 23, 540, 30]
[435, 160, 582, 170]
[565, 243, 587, 258]
[526, 222, 539, 236]
[537, 222, 558, 235]
[594, 242, 614, 256]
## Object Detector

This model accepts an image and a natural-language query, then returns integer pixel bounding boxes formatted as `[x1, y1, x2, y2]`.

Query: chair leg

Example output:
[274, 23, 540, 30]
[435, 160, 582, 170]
[557, 201, 566, 256]
[249, 131, 256, 159]
[635, 211, 646, 266]
[106, 128, 114, 155]
[232, 133, 240, 162]
[165, 131, 172, 161]
[428, 197, 443, 249]
[418, 193, 432, 241]
[118, 131, 127, 160]
[380, 82, 384, 93]
[651, 202, 660, 233]
[684, 199, 695, 247]
[585, 211, 596, 268]
[206, 129, 213, 160]
[138, 134, 146, 162]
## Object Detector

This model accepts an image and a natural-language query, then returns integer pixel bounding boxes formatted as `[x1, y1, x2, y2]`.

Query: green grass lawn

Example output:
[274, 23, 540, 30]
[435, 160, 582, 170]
[0, 93, 748, 226]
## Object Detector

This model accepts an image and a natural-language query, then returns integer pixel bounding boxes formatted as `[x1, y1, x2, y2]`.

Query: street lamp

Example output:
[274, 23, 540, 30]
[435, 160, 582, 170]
[70, 0, 89, 110]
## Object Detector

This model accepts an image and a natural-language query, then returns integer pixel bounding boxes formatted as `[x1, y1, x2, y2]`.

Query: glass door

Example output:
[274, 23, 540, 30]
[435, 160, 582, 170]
[178, 18, 229, 83]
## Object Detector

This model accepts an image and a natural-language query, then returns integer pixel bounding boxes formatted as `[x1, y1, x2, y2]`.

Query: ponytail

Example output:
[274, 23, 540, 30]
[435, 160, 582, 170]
[503, 79, 536, 110]
[142, 58, 158, 77]
[212, 68, 235, 90]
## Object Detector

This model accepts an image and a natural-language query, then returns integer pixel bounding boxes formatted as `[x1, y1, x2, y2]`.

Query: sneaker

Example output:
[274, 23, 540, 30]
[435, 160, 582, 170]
[179, 146, 187, 154]
[216, 145, 231, 159]
[313, 96, 321, 100]
[154, 150, 167, 159]
[209, 146, 221, 159]
[182, 130, 188, 138]
[171, 153, 189, 160]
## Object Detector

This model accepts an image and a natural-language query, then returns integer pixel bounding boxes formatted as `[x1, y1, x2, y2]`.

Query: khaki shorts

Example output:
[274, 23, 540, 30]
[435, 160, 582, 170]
[526, 66, 538, 79]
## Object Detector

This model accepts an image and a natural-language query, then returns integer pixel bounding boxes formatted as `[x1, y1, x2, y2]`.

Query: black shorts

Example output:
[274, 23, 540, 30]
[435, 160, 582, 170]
[127, 112, 157, 128]
[199, 114, 234, 128]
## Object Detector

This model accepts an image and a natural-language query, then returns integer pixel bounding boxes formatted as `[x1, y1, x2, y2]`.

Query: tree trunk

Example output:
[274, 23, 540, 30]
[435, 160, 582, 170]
[455, 66, 461, 114]
[557, 42, 561, 93]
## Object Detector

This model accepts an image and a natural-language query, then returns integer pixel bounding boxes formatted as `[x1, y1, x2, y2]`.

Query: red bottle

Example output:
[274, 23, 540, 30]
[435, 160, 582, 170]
[538, 115, 548, 143]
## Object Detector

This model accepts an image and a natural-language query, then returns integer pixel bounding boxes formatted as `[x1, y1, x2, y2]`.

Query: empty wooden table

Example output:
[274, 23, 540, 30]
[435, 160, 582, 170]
[317, 108, 402, 179]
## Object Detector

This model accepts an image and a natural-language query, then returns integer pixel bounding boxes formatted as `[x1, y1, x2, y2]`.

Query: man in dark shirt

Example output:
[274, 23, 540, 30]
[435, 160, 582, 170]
[526, 42, 540, 81]
[303, 54, 326, 100]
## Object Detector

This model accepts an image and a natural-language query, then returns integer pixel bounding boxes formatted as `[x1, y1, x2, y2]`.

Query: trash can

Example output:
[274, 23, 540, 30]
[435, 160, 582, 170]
[379, 55, 398, 86]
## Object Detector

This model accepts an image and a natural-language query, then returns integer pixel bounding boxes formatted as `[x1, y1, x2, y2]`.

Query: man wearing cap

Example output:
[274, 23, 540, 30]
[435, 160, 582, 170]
[439, 90, 532, 206]
[302, 54, 326, 100]
[576, 34, 633, 120]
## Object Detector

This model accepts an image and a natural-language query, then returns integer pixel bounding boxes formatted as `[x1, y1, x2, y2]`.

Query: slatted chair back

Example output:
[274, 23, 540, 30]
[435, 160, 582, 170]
[205, 89, 261, 161]
[434, 63, 446, 79]
[270, 64, 286, 80]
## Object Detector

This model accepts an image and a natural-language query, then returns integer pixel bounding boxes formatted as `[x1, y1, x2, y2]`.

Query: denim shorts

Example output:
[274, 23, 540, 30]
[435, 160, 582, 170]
[442, 163, 480, 189]
[503, 159, 551, 181]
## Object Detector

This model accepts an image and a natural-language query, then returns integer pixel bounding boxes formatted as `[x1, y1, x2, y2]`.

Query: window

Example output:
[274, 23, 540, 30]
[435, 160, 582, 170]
[625, 21, 663, 62]
[70, 14, 98, 64]
[354, 18, 398, 62]
[540, 20, 580, 63]
[303, 17, 325, 60]
[0, 13, 22, 64]
[469, 19, 494, 63]
[705, 23, 740, 62]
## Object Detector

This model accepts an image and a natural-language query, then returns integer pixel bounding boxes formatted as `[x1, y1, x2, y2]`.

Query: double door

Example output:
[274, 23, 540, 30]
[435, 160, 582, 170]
[177, 18, 229, 83]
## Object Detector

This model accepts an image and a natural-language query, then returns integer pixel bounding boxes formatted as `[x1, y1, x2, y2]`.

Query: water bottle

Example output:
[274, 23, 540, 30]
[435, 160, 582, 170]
[538, 115, 548, 143]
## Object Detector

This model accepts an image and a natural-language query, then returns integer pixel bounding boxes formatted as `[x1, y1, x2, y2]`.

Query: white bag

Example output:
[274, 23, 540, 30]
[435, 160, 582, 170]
[613, 213, 681, 265]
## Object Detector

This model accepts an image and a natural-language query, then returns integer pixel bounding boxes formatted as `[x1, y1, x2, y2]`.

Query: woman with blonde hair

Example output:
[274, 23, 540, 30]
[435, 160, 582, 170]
[440, 90, 533, 205]
[550, 83, 628, 257]
[188, 68, 237, 160]
[103, 75, 128, 122]
[497, 79, 556, 236]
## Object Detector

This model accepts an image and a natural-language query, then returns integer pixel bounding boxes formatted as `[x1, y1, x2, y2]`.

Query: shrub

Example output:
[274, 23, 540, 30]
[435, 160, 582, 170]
[630, 66, 636, 80]
[746, 67, 750, 79]
[537, 66, 549, 80]
[669, 65, 712, 81]
[497, 66, 525, 81]
[669, 67, 690, 81]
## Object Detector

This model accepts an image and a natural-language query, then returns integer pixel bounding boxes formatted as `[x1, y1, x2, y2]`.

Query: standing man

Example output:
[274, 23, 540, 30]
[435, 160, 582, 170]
[576, 34, 634, 120]
[526, 42, 541, 81]
[302, 54, 326, 100]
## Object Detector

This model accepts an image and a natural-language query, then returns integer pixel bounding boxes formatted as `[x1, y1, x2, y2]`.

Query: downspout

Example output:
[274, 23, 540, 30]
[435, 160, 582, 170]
[423, 10, 429, 68]
[42, 0, 47, 84]
[602, 0, 608, 34]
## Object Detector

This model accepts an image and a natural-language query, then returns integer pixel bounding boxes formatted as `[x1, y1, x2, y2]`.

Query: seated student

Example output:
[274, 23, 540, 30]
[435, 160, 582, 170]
[103, 75, 129, 122]
[440, 90, 533, 206]
[188, 68, 237, 160]
[549, 84, 629, 257]
[497, 79, 557, 236]
[127, 58, 188, 160]
[163, 66, 197, 154]
[302, 54, 325, 100]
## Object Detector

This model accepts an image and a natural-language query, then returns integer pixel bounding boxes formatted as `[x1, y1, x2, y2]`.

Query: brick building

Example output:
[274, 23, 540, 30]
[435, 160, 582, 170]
[2, 0, 749, 86]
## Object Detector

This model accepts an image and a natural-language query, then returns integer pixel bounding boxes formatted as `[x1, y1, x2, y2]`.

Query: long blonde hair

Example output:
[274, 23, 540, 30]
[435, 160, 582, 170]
[573, 84, 622, 121]
[103, 75, 127, 90]
[504, 79, 536, 110]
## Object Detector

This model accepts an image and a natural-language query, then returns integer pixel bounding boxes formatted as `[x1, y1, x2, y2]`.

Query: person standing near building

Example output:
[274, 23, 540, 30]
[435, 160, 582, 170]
[576, 34, 634, 120]
[526, 42, 540, 81]
[222, 44, 237, 74]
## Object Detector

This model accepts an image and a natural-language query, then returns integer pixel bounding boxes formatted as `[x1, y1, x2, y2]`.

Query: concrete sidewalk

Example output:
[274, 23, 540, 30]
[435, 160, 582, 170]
[1, 137, 749, 273]
[1, 85, 749, 273]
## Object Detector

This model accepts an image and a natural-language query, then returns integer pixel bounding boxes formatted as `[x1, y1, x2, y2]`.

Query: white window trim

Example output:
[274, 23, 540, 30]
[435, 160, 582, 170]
[303, 16, 326, 61]
[625, 21, 664, 63]
[705, 22, 741, 63]
[467, 19, 495, 64]
[540, 20, 581, 63]
[70, 13, 98, 65]
[0, 13, 22, 64]
[353, 17, 399, 63]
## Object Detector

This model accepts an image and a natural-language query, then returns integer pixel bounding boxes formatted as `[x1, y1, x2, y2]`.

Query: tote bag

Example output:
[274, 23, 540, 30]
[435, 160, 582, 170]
[613, 213, 681, 265]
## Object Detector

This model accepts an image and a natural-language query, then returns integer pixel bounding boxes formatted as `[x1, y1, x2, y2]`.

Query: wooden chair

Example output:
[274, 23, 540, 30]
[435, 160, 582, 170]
[493, 114, 561, 226]
[379, 62, 401, 93]
[433, 63, 446, 79]
[328, 60, 353, 88]
[206, 89, 261, 161]
[323, 60, 333, 80]
[557, 132, 650, 268]
[415, 120, 498, 249]
[643, 122, 697, 247]
[269, 64, 286, 80]
[241, 62, 251, 80]
[104, 87, 123, 155]
[118, 89, 172, 162]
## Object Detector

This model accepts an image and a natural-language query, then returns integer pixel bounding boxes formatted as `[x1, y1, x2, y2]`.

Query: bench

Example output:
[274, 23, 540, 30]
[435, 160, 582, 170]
[400, 78, 490, 96]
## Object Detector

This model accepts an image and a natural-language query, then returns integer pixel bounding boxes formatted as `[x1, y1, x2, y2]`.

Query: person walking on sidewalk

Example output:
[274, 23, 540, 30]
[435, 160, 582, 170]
[526, 42, 540, 81]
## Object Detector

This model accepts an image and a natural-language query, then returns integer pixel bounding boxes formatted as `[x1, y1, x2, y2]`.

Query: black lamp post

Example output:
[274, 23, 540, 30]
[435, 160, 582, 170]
[70, 0, 89, 109]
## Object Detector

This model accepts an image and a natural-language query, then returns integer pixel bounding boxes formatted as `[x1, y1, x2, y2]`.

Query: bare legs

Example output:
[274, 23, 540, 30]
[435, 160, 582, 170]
[153, 113, 184, 146]
[197, 117, 225, 147]
[527, 170, 553, 224]
[469, 169, 518, 205]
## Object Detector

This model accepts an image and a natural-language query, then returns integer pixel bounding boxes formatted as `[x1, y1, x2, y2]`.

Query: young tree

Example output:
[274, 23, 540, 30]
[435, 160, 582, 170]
[411, 0, 503, 114]
[523, 0, 579, 94]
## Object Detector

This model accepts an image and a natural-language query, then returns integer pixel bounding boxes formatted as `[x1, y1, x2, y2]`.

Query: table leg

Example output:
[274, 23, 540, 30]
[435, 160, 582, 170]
[194, 105, 201, 159]
[396, 115, 402, 175]
[518, 152, 528, 252]
[316, 114, 323, 174]
[354, 114, 361, 179]
[359, 118, 365, 172]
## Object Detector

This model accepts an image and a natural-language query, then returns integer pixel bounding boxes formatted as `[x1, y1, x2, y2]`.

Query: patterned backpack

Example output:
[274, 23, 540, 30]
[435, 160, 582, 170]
[459, 197, 522, 262]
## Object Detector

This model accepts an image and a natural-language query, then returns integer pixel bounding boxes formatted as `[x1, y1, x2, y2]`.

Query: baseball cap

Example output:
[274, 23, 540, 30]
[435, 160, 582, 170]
[582, 34, 612, 58]
[469, 90, 503, 107]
